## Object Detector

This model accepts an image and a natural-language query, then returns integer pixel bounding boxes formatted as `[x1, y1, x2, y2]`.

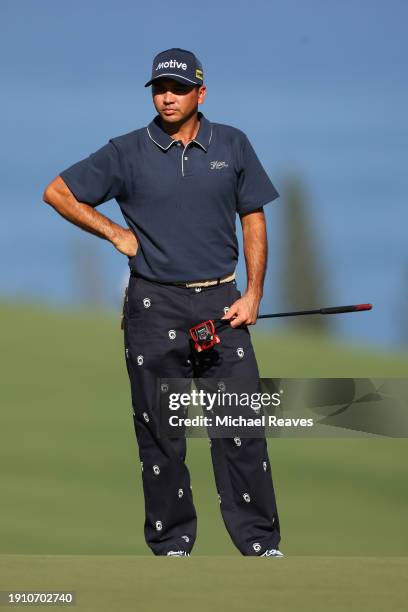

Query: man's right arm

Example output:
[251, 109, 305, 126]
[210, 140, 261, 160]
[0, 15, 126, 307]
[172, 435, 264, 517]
[42, 176, 138, 257]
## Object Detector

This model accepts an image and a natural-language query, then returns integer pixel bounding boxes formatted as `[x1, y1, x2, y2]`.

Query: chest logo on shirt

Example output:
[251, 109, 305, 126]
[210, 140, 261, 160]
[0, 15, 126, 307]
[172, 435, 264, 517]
[210, 161, 229, 170]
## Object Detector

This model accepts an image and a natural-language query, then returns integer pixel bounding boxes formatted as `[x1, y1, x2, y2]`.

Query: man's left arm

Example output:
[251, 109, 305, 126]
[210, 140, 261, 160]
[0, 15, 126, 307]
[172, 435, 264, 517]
[222, 208, 266, 328]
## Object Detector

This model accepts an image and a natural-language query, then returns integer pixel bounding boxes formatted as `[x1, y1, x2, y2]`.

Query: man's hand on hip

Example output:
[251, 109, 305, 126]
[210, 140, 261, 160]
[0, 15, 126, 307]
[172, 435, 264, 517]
[112, 227, 139, 258]
[221, 290, 261, 328]
[43, 176, 139, 258]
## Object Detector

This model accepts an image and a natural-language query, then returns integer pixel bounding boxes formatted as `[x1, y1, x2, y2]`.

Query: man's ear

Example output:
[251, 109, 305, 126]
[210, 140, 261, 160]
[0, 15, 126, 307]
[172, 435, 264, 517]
[198, 85, 207, 104]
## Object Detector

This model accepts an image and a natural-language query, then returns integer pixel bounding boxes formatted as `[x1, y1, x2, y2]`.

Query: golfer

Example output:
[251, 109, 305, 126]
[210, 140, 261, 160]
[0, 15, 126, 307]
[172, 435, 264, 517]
[43, 48, 283, 557]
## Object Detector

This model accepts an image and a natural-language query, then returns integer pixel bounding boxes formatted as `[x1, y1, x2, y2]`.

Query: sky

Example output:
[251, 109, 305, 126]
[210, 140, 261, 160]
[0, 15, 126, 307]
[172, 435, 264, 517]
[1, 0, 407, 347]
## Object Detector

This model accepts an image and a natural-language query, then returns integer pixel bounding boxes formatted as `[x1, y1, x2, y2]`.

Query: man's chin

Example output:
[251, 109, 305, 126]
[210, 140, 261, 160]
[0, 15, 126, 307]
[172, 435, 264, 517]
[160, 111, 180, 121]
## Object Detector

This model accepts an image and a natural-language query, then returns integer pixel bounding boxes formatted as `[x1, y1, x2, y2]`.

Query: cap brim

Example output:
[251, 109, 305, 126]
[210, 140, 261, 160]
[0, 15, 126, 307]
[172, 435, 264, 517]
[144, 74, 201, 87]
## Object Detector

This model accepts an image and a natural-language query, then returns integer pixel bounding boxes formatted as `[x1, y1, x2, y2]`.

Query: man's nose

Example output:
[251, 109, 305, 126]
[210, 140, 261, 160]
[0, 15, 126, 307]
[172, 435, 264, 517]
[163, 91, 175, 104]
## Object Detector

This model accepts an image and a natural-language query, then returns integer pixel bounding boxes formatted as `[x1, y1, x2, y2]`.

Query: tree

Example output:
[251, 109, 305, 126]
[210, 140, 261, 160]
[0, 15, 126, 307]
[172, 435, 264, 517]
[280, 175, 329, 333]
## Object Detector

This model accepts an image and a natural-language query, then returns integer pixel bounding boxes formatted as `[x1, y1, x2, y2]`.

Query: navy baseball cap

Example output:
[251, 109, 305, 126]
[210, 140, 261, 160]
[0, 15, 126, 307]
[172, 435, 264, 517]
[145, 48, 204, 88]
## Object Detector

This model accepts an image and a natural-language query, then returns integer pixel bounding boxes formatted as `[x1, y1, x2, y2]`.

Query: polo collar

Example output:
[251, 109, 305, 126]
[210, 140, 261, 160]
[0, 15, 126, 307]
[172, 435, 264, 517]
[146, 112, 212, 152]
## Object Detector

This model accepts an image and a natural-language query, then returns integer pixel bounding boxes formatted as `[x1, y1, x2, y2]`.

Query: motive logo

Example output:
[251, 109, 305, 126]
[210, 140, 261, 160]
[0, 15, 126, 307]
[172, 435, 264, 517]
[156, 60, 187, 71]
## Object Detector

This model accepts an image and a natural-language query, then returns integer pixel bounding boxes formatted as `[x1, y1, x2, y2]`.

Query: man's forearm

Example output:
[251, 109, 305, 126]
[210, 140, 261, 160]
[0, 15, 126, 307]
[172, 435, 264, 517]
[43, 175, 127, 246]
[241, 209, 268, 297]
[222, 209, 267, 327]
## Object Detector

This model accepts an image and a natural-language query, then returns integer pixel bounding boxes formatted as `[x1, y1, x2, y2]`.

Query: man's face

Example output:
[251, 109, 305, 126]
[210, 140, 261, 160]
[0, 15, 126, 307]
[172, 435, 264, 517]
[151, 78, 206, 123]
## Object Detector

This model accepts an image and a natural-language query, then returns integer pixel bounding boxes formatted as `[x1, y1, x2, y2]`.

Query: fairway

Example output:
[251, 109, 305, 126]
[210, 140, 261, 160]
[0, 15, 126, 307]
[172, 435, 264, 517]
[1, 555, 407, 611]
[1, 302, 407, 609]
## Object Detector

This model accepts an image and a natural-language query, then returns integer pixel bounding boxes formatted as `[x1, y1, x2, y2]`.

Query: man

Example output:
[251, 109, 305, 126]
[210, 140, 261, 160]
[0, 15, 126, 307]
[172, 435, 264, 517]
[43, 48, 283, 557]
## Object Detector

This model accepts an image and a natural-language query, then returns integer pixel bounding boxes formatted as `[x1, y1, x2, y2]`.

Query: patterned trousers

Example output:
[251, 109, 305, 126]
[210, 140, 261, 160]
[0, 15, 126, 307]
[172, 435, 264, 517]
[122, 274, 281, 555]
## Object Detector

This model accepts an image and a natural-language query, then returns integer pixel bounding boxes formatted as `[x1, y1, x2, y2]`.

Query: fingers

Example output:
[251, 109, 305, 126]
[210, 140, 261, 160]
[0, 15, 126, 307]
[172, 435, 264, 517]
[229, 313, 247, 328]
[229, 310, 258, 327]
[221, 301, 240, 321]
[221, 300, 256, 328]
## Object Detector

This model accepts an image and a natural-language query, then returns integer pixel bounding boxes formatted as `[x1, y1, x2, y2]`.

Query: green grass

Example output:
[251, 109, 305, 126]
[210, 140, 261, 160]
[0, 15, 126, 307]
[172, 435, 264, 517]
[1, 301, 407, 559]
[1, 555, 407, 612]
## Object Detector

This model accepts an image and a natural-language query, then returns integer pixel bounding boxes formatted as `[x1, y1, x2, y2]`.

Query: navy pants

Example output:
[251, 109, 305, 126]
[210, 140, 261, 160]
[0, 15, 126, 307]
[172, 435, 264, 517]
[122, 274, 281, 555]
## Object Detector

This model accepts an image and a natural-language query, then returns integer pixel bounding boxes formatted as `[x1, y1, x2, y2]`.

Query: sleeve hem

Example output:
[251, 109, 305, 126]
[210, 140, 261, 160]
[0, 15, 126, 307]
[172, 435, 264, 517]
[237, 191, 280, 215]
[59, 172, 96, 206]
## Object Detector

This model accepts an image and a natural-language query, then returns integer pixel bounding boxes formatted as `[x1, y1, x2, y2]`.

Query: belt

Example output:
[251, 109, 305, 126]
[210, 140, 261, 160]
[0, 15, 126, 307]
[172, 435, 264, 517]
[167, 271, 236, 288]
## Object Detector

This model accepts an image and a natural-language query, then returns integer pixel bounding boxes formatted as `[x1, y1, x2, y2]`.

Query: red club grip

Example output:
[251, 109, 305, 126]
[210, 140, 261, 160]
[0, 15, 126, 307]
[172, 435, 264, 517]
[320, 303, 372, 315]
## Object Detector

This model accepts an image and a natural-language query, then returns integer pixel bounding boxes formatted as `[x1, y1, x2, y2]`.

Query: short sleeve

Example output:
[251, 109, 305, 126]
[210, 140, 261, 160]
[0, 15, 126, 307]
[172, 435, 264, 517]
[59, 140, 127, 206]
[236, 134, 279, 214]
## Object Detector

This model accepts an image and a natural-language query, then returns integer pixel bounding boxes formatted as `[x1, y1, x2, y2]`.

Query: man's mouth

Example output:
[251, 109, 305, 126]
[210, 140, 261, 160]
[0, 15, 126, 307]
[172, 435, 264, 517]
[163, 109, 177, 115]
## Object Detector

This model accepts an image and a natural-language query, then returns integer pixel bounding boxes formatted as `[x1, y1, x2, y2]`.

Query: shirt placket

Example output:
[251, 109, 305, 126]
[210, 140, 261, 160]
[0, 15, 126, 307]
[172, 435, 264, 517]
[181, 142, 194, 177]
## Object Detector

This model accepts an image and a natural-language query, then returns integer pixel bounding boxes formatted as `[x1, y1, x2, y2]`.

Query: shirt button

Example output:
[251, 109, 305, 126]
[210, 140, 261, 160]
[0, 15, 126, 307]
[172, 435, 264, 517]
[184, 156, 188, 160]
[195, 287, 202, 293]
[186, 359, 191, 366]
[177, 142, 182, 147]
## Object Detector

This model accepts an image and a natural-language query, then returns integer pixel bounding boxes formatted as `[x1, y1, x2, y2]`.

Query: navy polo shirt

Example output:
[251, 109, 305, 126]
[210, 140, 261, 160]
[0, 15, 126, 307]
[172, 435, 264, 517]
[59, 112, 279, 282]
